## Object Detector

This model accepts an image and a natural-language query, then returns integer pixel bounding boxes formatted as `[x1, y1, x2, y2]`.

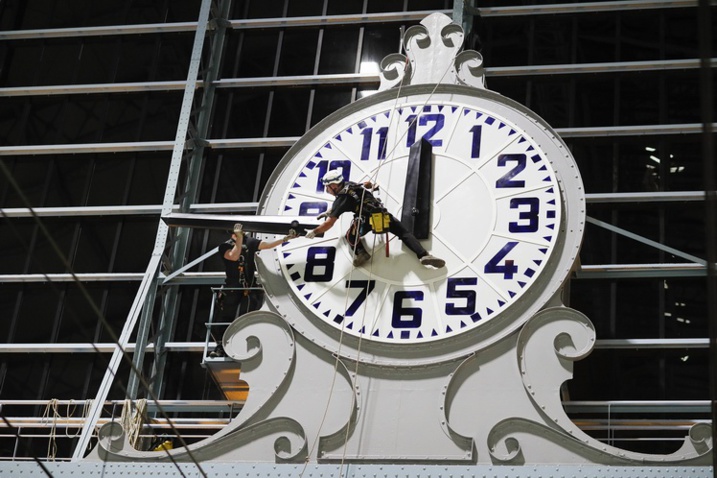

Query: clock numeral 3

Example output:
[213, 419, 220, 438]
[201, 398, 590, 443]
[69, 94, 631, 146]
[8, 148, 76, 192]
[509, 197, 539, 233]
[304, 246, 336, 282]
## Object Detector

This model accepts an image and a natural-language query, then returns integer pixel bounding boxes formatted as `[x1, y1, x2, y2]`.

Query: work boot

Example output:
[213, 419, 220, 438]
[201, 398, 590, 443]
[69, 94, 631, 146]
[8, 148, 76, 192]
[353, 249, 371, 267]
[420, 254, 445, 268]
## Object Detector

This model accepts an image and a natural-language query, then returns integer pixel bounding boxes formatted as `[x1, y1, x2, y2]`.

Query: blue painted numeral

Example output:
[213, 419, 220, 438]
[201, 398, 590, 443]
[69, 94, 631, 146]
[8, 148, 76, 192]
[469, 124, 482, 159]
[360, 127, 388, 161]
[345, 280, 376, 316]
[484, 242, 519, 280]
[445, 278, 477, 315]
[496, 154, 526, 188]
[406, 113, 445, 147]
[391, 290, 423, 328]
[304, 246, 335, 282]
[299, 201, 328, 217]
[509, 197, 539, 233]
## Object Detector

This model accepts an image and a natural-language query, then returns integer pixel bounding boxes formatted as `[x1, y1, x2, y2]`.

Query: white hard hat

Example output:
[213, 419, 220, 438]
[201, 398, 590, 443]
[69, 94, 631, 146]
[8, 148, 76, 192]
[321, 169, 344, 186]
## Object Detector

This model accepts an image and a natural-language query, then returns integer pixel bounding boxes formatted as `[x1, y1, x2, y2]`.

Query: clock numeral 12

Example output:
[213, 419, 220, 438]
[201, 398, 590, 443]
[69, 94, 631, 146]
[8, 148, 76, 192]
[405, 113, 445, 148]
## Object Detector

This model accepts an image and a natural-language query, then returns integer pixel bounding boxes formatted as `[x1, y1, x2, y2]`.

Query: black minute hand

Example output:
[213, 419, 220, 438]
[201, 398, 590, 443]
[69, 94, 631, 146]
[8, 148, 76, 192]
[401, 137, 433, 239]
[162, 212, 320, 236]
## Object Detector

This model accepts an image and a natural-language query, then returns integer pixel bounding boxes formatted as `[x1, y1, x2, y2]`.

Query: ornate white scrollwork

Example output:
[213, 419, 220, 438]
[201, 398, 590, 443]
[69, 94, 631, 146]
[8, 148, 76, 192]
[378, 12, 485, 90]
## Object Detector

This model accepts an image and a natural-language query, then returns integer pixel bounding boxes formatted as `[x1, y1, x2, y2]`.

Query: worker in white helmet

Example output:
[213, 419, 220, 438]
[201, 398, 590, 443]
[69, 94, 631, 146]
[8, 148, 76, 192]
[305, 169, 445, 268]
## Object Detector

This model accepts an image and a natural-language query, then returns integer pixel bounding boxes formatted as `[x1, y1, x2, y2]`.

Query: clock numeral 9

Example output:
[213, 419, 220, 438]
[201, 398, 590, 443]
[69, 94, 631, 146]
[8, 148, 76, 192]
[405, 113, 445, 148]
[298, 201, 328, 216]
[315, 160, 351, 192]
[391, 291, 423, 329]
[304, 246, 336, 282]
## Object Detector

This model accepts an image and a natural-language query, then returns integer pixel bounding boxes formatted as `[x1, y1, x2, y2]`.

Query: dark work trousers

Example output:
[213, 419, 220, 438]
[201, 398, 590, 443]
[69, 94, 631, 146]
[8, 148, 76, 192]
[345, 214, 427, 258]
[213, 288, 264, 344]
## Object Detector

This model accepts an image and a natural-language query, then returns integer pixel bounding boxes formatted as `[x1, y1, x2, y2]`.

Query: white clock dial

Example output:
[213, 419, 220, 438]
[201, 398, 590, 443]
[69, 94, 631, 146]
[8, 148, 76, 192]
[259, 84, 583, 357]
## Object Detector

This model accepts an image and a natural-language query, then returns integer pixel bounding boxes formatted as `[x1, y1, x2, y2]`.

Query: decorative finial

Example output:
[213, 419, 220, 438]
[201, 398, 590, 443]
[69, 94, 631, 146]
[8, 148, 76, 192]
[379, 12, 485, 91]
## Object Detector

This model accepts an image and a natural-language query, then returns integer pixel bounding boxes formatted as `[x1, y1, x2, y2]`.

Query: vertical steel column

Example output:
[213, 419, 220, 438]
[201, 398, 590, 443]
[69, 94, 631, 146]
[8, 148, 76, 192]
[71, 0, 214, 460]
[146, 0, 233, 400]
[698, 0, 717, 468]
[452, 0, 475, 45]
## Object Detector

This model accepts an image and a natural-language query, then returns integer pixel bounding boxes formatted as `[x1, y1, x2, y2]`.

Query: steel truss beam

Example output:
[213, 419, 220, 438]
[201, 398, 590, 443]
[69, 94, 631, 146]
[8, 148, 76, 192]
[0, 0, 705, 42]
[0, 202, 259, 217]
[1, 59, 713, 97]
[0, 262, 710, 284]
[2, 462, 714, 478]
[0, 338, 706, 354]
[0, 192, 705, 219]
[0, 123, 713, 156]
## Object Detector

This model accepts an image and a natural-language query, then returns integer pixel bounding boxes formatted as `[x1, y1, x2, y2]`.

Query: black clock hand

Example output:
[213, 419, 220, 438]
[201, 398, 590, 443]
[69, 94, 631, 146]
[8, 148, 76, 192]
[163, 212, 320, 236]
[401, 137, 433, 240]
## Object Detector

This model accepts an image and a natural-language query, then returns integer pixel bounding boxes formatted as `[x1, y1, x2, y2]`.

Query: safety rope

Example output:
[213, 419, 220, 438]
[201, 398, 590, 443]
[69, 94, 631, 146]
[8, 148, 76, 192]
[300, 40, 460, 478]
[63, 399, 91, 439]
[120, 398, 148, 449]
[335, 49, 459, 478]
[41, 399, 60, 461]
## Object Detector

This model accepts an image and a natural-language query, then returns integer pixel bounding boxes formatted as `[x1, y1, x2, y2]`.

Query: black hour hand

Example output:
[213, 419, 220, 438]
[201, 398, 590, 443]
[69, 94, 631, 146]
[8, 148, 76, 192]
[401, 137, 433, 239]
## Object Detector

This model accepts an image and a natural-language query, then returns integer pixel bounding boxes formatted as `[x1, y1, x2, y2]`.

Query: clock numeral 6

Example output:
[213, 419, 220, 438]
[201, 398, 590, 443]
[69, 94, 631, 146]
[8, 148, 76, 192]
[304, 246, 336, 282]
[391, 290, 423, 329]
[314, 160, 352, 192]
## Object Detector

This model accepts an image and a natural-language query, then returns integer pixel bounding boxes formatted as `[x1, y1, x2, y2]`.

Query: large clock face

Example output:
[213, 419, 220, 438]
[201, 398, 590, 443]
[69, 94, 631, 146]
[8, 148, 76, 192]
[259, 84, 583, 356]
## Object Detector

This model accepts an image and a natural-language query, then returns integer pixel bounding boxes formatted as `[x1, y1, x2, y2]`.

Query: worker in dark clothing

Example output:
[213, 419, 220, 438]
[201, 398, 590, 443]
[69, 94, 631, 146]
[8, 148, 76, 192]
[210, 223, 296, 357]
[305, 170, 445, 268]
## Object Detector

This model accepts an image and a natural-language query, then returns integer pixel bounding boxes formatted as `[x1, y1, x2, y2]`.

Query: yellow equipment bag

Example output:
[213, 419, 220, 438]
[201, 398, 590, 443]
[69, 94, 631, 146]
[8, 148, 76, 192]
[369, 212, 390, 233]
